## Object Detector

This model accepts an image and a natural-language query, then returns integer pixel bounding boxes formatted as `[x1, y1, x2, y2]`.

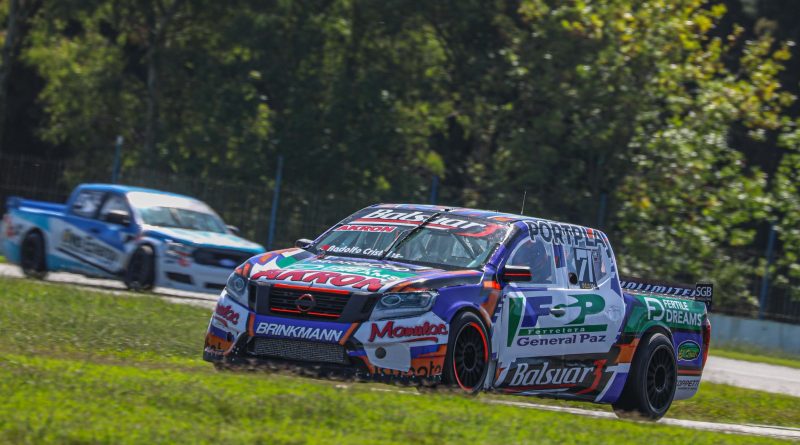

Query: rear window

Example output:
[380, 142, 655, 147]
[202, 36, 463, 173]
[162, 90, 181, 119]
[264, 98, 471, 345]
[70, 190, 105, 218]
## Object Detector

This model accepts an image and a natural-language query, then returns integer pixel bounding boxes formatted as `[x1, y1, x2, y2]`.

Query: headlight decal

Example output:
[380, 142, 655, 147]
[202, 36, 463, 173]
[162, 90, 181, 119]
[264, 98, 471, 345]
[370, 291, 438, 320]
[225, 272, 250, 307]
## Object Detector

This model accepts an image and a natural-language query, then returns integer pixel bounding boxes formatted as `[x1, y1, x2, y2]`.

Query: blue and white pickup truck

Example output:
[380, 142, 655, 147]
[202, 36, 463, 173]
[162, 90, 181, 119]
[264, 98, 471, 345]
[1, 184, 264, 293]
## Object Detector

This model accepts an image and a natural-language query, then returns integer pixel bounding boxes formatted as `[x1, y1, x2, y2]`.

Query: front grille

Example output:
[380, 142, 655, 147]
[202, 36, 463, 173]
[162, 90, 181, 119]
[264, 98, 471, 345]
[249, 337, 348, 364]
[205, 283, 225, 291]
[268, 287, 349, 319]
[166, 272, 193, 284]
[193, 248, 251, 268]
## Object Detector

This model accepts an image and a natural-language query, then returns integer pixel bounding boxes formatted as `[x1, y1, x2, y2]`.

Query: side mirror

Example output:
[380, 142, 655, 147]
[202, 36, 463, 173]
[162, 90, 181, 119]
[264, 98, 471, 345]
[226, 225, 240, 235]
[295, 238, 313, 249]
[500, 265, 532, 282]
[105, 209, 130, 226]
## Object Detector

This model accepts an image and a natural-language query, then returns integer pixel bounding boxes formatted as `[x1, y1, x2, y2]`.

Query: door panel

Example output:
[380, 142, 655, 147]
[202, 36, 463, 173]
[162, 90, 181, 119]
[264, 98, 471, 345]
[494, 223, 625, 395]
[53, 191, 128, 276]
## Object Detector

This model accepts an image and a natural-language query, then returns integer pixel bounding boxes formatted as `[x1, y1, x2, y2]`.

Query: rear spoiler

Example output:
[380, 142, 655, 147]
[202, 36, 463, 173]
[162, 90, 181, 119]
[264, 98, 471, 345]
[619, 276, 713, 311]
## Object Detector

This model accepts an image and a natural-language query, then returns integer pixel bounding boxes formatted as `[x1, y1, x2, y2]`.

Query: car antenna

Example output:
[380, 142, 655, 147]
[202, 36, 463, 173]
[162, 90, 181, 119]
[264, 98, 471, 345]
[520, 190, 527, 215]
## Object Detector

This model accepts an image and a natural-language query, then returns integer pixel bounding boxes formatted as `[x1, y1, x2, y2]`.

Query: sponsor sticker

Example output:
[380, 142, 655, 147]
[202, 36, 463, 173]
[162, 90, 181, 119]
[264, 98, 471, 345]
[251, 268, 386, 292]
[335, 224, 396, 233]
[358, 209, 486, 230]
[284, 260, 416, 281]
[504, 359, 609, 393]
[677, 340, 701, 361]
[214, 304, 240, 326]
[61, 229, 120, 263]
[507, 294, 608, 347]
[373, 359, 444, 378]
[252, 315, 351, 343]
[367, 321, 447, 343]
[509, 362, 594, 388]
[644, 297, 702, 328]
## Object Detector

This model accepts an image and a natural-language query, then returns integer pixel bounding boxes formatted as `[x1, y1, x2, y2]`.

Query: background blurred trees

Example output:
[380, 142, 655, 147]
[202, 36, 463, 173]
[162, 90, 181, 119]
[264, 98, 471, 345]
[0, 0, 798, 311]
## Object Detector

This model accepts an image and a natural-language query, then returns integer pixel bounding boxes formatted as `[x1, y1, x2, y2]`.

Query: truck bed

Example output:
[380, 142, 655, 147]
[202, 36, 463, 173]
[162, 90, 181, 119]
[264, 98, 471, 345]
[7, 197, 67, 217]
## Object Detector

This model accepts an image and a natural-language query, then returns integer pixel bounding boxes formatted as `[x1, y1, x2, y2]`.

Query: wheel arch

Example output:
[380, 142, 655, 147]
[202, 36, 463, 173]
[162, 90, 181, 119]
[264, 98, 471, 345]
[447, 304, 491, 333]
[125, 241, 158, 267]
[640, 324, 673, 344]
[629, 324, 674, 365]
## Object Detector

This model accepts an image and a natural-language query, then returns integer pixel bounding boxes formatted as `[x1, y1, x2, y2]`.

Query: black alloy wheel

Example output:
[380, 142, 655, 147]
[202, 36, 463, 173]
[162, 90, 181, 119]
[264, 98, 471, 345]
[646, 344, 676, 413]
[20, 231, 47, 279]
[125, 245, 155, 291]
[444, 311, 489, 394]
[613, 332, 677, 420]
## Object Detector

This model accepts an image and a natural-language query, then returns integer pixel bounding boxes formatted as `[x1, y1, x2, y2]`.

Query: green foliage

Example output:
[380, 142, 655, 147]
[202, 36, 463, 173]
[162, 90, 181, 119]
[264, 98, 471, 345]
[4, 0, 800, 310]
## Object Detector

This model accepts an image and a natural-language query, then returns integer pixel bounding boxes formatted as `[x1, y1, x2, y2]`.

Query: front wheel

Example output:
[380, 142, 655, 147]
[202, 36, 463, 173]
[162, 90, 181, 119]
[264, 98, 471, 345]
[443, 312, 490, 394]
[20, 231, 47, 279]
[613, 332, 677, 420]
[125, 245, 155, 291]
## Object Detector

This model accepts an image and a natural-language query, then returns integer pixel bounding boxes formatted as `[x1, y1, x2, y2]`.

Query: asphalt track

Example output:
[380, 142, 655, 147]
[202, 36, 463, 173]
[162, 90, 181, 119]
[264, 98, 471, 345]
[1, 263, 800, 440]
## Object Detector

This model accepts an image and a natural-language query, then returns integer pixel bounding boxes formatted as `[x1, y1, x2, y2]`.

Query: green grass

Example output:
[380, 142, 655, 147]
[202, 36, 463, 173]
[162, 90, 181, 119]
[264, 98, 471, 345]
[0, 277, 797, 444]
[712, 347, 800, 370]
[0, 254, 5, 263]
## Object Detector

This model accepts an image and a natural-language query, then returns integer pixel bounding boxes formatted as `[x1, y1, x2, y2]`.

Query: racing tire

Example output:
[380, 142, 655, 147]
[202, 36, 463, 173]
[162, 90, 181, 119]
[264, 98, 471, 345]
[443, 311, 490, 395]
[20, 231, 47, 279]
[125, 245, 155, 291]
[612, 332, 677, 420]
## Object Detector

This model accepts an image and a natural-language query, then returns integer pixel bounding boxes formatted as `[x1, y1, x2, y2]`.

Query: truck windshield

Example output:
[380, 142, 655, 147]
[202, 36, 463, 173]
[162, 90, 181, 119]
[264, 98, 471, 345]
[312, 209, 511, 269]
[127, 191, 227, 233]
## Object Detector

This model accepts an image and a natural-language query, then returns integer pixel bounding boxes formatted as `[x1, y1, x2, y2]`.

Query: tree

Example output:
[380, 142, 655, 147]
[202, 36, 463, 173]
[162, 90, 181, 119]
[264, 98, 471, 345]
[0, 0, 41, 152]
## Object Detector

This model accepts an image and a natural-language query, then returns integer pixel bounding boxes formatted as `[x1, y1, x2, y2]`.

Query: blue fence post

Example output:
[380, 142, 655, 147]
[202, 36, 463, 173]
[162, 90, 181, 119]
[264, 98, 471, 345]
[111, 135, 123, 183]
[758, 223, 777, 319]
[266, 155, 284, 250]
[429, 175, 439, 205]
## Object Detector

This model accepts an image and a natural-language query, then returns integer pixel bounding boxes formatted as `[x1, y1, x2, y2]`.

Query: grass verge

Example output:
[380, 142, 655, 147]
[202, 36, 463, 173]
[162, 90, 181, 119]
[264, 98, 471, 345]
[0, 277, 797, 443]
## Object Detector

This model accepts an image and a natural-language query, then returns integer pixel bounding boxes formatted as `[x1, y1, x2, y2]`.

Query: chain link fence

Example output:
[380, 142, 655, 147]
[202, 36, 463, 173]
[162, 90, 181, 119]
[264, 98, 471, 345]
[0, 153, 443, 250]
[1, 153, 798, 324]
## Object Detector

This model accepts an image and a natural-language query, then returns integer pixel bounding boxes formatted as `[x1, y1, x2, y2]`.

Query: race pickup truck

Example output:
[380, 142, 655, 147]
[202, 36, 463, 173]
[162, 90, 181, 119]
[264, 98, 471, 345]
[203, 204, 712, 419]
[2, 184, 264, 293]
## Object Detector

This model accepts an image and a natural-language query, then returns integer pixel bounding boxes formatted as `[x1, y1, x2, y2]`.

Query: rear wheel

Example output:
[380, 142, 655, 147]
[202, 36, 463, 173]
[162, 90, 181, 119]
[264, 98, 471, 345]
[20, 231, 47, 279]
[125, 245, 155, 291]
[443, 312, 489, 394]
[613, 332, 677, 420]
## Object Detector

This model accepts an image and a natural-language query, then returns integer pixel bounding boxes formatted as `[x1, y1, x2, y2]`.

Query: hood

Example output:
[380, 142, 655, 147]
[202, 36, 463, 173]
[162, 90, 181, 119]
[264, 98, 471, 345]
[239, 248, 483, 294]
[144, 226, 264, 253]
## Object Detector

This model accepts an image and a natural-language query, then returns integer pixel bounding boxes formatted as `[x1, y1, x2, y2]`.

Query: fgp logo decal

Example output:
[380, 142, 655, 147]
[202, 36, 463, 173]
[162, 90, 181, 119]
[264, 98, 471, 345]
[507, 294, 606, 347]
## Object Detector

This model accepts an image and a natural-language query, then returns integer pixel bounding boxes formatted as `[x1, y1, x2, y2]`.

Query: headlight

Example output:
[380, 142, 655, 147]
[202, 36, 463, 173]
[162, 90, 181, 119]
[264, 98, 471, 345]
[370, 291, 438, 320]
[225, 272, 249, 306]
[165, 241, 193, 257]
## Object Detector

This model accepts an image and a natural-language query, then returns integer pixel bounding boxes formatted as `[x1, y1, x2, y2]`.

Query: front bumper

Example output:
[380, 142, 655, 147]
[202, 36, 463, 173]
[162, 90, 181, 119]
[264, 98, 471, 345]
[203, 292, 450, 382]
[157, 259, 232, 293]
